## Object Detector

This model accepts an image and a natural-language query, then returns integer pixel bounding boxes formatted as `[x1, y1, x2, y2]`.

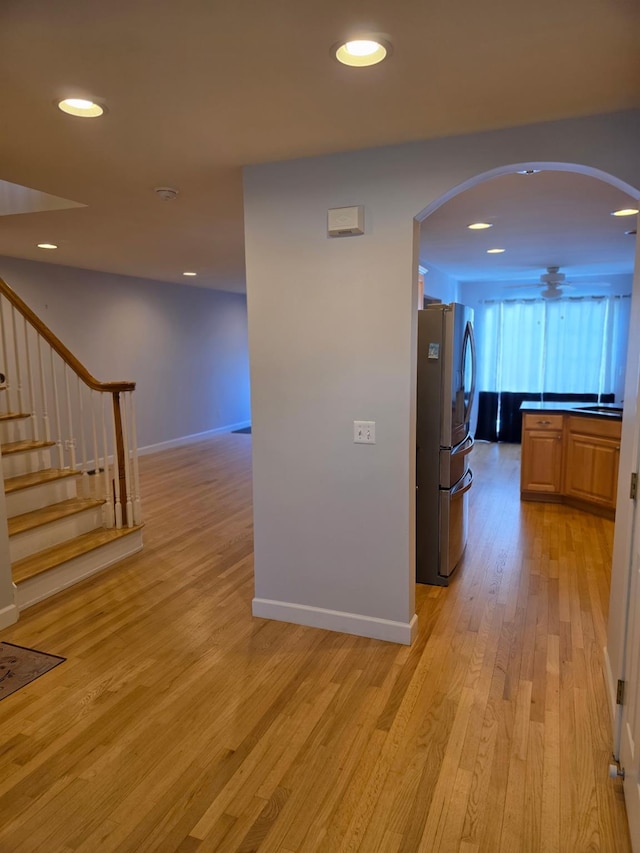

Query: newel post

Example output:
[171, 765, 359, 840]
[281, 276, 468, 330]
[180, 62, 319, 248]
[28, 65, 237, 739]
[112, 391, 128, 527]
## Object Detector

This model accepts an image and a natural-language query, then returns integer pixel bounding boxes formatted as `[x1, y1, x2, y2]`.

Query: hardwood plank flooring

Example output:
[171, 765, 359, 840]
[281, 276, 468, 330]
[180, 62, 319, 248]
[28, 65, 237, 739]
[0, 436, 631, 851]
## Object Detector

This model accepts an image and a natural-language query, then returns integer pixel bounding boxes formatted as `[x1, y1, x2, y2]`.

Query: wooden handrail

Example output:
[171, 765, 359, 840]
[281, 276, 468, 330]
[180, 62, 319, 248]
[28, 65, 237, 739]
[0, 276, 135, 392]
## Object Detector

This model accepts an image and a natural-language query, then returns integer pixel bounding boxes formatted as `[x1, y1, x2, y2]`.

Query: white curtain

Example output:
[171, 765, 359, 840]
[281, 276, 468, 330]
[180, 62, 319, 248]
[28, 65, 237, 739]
[476, 295, 630, 398]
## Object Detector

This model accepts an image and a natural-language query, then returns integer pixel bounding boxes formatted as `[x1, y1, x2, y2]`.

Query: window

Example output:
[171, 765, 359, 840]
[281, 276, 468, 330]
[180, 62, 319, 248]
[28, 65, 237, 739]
[473, 295, 631, 442]
[477, 295, 630, 398]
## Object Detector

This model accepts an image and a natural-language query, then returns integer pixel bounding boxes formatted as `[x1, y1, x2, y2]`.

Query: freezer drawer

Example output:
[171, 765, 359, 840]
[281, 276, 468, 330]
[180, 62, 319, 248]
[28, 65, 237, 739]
[439, 468, 473, 578]
[440, 433, 474, 489]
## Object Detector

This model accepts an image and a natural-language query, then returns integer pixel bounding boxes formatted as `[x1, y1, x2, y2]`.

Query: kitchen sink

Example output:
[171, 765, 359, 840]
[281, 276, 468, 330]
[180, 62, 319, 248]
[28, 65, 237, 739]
[572, 405, 623, 415]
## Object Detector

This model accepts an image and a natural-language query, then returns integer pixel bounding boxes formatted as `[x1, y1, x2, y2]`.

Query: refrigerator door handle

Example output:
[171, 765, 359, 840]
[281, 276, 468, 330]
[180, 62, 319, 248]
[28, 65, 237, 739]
[451, 433, 474, 457]
[450, 468, 473, 498]
[440, 434, 474, 486]
[463, 320, 477, 426]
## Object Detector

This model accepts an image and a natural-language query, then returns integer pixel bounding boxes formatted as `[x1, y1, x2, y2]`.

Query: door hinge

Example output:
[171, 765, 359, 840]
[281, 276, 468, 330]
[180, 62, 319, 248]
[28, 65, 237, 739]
[617, 679, 626, 705]
[631, 473, 638, 501]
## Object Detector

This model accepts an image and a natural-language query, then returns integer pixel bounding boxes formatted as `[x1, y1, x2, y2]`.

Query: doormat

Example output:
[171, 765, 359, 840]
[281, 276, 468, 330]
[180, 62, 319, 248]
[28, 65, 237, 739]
[0, 642, 65, 701]
[232, 426, 252, 434]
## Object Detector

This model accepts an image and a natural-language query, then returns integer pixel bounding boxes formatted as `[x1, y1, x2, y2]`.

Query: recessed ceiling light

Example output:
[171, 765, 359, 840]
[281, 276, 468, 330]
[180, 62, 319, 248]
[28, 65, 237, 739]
[516, 169, 541, 175]
[486, 248, 505, 254]
[183, 271, 197, 277]
[335, 38, 389, 67]
[37, 243, 58, 249]
[625, 229, 637, 236]
[468, 222, 493, 230]
[57, 98, 104, 118]
[611, 208, 639, 217]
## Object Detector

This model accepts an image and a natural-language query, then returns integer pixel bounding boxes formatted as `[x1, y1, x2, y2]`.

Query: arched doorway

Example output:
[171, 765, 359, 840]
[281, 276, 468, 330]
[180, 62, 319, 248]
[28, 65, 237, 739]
[412, 160, 640, 833]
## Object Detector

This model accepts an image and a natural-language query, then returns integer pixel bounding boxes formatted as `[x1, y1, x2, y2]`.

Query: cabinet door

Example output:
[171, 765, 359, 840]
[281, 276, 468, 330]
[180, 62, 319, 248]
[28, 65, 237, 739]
[564, 432, 620, 508]
[521, 429, 563, 494]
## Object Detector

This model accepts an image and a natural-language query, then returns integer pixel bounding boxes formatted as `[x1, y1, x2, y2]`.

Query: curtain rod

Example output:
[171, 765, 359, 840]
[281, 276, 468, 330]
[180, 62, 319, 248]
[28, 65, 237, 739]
[480, 294, 631, 305]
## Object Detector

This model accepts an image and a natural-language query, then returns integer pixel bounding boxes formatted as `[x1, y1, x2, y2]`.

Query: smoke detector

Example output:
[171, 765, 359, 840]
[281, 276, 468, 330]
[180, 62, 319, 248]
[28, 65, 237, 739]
[154, 186, 179, 201]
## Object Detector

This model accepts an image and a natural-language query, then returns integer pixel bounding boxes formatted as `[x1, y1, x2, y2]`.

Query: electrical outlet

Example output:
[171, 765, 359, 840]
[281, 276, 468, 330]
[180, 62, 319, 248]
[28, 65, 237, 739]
[354, 420, 376, 444]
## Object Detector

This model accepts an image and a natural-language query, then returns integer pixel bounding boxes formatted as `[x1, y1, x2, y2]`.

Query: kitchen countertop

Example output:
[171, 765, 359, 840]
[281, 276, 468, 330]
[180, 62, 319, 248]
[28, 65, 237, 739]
[520, 401, 623, 420]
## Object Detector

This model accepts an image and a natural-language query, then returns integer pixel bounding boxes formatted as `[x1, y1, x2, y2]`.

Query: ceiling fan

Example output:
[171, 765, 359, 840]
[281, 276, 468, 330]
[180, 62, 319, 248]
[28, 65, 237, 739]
[504, 266, 610, 300]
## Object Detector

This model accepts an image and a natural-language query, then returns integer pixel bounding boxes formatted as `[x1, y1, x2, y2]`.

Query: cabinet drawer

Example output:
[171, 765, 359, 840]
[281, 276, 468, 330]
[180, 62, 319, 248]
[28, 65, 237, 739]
[523, 413, 564, 431]
[566, 415, 621, 441]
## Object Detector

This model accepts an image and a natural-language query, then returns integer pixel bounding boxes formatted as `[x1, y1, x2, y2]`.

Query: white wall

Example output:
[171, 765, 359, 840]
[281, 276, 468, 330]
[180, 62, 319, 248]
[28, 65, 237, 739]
[243, 110, 640, 645]
[0, 256, 251, 449]
[0, 477, 16, 629]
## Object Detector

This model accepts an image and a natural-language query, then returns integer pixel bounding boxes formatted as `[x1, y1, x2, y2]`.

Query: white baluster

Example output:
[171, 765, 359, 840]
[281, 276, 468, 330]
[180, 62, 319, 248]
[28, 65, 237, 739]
[37, 335, 51, 444]
[100, 392, 114, 528]
[109, 394, 122, 528]
[64, 364, 76, 470]
[120, 391, 133, 528]
[90, 388, 100, 479]
[129, 391, 142, 525]
[0, 297, 13, 412]
[49, 348, 64, 468]
[10, 304, 24, 414]
[23, 318, 38, 441]
[77, 377, 89, 495]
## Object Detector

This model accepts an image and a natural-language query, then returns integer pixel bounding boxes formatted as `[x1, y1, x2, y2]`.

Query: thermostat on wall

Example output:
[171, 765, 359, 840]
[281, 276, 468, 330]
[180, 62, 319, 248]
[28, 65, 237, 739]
[328, 205, 364, 237]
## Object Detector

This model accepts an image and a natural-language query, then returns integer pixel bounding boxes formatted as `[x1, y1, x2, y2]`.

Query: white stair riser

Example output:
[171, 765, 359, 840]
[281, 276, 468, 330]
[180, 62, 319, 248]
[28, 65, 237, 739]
[0, 418, 31, 444]
[10, 505, 103, 562]
[2, 448, 52, 479]
[16, 529, 144, 611]
[6, 478, 79, 519]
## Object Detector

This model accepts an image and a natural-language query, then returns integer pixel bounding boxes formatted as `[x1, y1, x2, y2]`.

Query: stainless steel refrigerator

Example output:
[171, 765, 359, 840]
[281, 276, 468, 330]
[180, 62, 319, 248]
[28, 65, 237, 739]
[416, 302, 476, 585]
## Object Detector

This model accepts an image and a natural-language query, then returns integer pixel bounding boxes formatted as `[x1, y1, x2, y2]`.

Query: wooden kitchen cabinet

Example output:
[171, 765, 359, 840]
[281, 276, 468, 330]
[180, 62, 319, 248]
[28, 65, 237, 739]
[564, 415, 621, 512]
[520, 413, 564, 498]
[521, 411, 621, 518]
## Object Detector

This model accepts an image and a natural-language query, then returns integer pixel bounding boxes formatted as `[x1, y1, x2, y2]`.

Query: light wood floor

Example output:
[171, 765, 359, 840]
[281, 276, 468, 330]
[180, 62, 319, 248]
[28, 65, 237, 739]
[0, 436, 631, 852]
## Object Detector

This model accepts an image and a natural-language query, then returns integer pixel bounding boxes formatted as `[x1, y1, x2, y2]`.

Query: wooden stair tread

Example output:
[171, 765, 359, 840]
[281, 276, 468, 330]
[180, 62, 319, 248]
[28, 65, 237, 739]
[1, 438, 55, 455]
[12, 524, 144, 584]
[0, 412, 31, 422]
[8, 497, 105, 537]
[4, 468, 81, 494]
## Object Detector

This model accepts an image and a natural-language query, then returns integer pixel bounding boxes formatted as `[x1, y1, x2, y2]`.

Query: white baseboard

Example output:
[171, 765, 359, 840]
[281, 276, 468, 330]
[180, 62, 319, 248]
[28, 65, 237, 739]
[138, 421, 251, 456]
[16, 529, 144, 611]
[252, 597, 418, 645]
[0, 602, 18, 630]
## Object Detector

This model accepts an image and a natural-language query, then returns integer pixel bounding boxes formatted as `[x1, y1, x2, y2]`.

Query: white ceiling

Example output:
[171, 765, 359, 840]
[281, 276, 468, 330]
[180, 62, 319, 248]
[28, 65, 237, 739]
[420, 170, 638, 291]
[0, 0, 638, 293]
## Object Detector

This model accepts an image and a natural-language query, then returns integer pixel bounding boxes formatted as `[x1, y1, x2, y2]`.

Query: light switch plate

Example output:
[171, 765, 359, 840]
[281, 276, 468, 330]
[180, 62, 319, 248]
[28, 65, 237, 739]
[354, 420, 376, 444]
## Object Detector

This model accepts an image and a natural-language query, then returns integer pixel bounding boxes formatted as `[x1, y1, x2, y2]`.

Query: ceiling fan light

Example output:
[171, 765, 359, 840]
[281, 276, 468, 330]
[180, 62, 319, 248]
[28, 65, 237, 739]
[541, 286, 562, 300]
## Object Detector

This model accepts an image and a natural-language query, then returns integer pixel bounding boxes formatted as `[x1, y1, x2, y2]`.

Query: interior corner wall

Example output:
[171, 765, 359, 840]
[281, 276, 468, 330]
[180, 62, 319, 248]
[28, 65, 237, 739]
[0, 256, 251, 449]
[421, 264, 460, 304]
[243, 110, 640, 645]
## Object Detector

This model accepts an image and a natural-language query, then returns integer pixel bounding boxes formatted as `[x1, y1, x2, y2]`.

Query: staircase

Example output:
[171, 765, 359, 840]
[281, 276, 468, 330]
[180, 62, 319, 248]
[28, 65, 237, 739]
[0, 278, 143, 618]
